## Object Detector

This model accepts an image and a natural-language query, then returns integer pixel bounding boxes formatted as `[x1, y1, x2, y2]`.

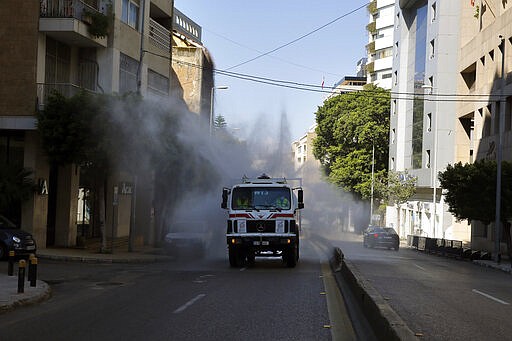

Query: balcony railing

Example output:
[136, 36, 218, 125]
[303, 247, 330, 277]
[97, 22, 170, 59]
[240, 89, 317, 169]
[37, 83, 93, 111]
[149, 18, 171, 53]
[40, 0, 100, 20]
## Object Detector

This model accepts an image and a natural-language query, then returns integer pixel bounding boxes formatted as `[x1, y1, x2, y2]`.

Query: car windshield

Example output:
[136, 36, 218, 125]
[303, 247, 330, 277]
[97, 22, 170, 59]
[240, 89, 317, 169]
[383, 227, 397, 234]
[231, 187, 291, 210]
[0, 215, 17, 229]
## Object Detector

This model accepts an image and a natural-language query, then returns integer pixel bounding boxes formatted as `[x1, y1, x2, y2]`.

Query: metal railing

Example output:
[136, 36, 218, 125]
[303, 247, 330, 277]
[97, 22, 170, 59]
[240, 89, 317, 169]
[36, 83, 92, 110]
[40, 0, 101, 20]
[149, 18, 171, 53]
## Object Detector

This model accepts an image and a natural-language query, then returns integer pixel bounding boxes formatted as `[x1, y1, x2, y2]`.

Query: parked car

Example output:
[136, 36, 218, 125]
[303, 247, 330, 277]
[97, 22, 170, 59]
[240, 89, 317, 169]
[363, 226, 399, 251]
[0, 214, 37, 260]
[163, 221, 211, 258]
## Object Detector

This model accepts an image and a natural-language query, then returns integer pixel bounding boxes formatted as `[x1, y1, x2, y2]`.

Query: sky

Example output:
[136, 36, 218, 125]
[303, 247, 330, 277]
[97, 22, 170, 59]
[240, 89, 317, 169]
[173, 1, 369, 141]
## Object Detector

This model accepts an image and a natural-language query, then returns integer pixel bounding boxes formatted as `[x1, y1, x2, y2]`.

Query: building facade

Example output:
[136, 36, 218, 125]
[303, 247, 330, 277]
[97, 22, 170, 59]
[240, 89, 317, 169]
[457, 0, 512, 252]
[367, 0, 395, 89]
[387, 0, 470, 241]
[0, 0, 212, 249]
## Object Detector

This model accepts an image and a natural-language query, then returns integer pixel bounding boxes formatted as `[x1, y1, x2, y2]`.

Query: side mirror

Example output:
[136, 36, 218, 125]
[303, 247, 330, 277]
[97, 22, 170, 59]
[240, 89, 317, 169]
[297, 189, 304, 209]
[221, 189, 228, 209]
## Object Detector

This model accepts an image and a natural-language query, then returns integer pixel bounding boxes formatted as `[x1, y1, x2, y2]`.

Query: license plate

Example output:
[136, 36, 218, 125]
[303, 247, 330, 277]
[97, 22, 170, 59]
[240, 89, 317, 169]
[262, 241, 269, 246]
[253, 241, 260, 245]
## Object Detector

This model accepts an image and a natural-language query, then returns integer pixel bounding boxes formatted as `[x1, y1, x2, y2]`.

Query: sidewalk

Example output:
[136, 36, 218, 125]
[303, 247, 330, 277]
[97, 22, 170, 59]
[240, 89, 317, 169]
[0, 245, 173, 315]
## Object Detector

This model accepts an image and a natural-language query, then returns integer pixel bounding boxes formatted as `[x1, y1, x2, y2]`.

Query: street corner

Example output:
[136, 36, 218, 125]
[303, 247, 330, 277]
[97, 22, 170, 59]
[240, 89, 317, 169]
[0, 276, 52, 314]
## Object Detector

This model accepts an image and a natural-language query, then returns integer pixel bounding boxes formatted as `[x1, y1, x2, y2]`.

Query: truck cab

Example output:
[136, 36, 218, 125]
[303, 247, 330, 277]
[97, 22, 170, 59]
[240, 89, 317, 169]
[221, 174, 304, 267]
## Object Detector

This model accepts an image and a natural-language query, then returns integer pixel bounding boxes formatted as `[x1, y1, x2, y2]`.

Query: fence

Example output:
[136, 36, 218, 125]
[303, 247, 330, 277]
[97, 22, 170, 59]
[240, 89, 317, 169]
[407, 235, 492, 261]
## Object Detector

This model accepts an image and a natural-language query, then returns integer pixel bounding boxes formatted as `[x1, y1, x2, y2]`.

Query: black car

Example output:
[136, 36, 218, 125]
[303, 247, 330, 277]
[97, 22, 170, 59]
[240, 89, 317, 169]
[0, 214, 37, 260]
[363, 226, 399, 251]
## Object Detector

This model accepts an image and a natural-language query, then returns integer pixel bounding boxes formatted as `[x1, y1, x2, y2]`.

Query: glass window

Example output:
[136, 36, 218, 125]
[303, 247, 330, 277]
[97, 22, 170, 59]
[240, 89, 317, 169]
[232, 187, 291, 210]
[121, 0, 139, 29]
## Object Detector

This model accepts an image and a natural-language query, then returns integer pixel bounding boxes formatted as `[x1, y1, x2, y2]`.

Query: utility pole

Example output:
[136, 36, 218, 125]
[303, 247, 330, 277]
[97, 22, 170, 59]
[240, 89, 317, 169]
[494, 36, 505, 263]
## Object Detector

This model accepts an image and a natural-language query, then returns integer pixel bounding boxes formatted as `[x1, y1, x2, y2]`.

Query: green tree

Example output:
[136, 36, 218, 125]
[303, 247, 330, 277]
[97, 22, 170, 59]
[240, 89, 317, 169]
[439, 160, 512, 260]
[313, 84, 390, 200]
[385, 170, 417, 235]
[214, 115, 227, 130]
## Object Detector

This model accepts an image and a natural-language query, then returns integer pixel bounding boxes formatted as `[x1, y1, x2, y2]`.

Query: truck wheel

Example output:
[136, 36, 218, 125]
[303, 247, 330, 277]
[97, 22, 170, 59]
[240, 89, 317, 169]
[286, 246, 298, 268]
[228, 246, 238, 267]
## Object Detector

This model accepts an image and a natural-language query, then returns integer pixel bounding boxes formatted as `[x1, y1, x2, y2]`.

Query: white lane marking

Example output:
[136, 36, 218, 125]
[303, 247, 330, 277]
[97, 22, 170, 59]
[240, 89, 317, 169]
[472, 289, 510, 305]
[173, 294, 206, 314]
[414, 264, 427, 271]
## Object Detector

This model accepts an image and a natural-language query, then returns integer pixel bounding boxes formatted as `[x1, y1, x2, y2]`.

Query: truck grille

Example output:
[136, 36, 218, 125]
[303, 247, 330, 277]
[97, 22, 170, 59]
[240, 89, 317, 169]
[247, 220, 275, 233]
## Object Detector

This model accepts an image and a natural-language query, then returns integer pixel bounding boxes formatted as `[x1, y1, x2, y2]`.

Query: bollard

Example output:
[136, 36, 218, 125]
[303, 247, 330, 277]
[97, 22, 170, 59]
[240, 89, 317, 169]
[18, 259, 26, 293]
[28, 254, 38, 287]
[8, 250, 15, 276]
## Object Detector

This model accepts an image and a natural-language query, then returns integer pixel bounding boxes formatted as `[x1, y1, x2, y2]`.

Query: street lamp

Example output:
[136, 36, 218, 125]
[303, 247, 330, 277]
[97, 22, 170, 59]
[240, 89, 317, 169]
[494, 36, 506, 263]
[370, 142, 375, 225]
[210, 86, 229, 136]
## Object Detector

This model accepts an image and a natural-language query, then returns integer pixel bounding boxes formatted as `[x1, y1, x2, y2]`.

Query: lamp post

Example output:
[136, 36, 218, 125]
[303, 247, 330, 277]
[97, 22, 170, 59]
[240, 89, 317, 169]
[494, 36, 506, 263]
[370, 142, 375, 225]
[210, 86, 229, 136]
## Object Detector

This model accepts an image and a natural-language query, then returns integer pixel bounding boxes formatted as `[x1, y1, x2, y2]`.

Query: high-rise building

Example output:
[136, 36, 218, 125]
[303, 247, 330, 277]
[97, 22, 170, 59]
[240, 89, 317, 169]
[366, 0, 395, 89]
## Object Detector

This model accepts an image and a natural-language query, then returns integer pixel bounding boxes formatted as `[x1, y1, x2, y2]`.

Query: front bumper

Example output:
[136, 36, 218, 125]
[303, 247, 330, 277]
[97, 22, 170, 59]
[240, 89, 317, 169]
[227, 233, 297, 251]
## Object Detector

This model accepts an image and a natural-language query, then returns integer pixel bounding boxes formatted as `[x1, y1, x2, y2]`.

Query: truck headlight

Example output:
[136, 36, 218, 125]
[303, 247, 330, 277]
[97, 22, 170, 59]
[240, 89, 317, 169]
[276, 220, 285, 233]
[237, 220, 247, 233]
[13, 236, 21, 243]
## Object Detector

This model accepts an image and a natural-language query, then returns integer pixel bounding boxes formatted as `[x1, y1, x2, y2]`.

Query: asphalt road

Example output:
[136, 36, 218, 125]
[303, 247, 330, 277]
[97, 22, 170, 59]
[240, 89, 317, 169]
[333, 232, 512, 341]
[0, 232, 357, 341]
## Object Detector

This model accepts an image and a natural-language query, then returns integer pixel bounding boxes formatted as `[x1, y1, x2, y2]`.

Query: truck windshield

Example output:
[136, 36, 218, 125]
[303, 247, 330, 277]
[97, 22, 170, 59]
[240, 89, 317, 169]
[232, 187, 291, 210]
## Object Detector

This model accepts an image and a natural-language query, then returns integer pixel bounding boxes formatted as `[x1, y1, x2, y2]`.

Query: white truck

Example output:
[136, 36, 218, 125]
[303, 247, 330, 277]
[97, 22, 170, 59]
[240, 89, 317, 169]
[221, 174, 304, 267]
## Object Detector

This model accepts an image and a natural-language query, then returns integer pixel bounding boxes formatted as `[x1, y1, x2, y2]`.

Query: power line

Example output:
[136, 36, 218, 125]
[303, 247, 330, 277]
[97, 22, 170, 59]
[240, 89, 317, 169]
[170, 57, 505, 102]
[225, 3, 368, 70]
[203, 28, 344, 77]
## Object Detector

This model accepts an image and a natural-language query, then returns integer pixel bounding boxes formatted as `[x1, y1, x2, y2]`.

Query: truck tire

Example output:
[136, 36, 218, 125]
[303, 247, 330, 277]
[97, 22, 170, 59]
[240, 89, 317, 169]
[286, 245, 298, 268]
[228, 246, 238, 267]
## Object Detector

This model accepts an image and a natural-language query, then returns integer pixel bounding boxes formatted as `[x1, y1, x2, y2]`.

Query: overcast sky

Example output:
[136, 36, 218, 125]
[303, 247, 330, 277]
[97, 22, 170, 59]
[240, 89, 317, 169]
[174, 1, 369, 141]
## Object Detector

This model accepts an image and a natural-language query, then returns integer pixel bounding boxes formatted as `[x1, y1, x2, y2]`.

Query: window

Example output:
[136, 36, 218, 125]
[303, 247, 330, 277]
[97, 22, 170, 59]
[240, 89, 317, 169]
[427, 113, 432, 131]
[391, 129, 396, 143]
[148, 69, 169, 97]
[429, 39, 435, 59]
[431, 2, 436, 22]
[122, 0, 139, 29]
[119, 53, 138, 94]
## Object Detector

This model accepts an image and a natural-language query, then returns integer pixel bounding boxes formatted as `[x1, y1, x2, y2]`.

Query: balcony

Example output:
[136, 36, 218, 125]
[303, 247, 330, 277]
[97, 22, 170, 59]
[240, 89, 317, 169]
[149, 18, 171, 53]
[39, 0, 107, 48]
[36, 83, 94, 111]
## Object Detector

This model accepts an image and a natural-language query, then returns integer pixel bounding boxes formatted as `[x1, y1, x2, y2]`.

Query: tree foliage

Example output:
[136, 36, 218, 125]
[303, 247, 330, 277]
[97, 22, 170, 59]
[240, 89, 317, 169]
[313, 84, 391, 199]
[438, 160, 512, 225]
[214, 115, 227, 130]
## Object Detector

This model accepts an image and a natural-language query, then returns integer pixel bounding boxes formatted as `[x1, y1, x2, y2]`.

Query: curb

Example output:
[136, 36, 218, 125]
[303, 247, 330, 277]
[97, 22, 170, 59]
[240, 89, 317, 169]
[332, 247, 418, 341]
[0, 280, 52, 315]
[37, 253, 174, 264]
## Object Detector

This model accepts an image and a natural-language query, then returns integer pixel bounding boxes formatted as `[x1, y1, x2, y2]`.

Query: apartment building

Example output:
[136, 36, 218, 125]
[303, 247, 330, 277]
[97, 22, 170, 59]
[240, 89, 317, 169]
[292, 124, 319, 172]
[366, 0, 395, 89]
[0, 0, 212, 249]
[387, 0, 470, 240]
[458, 0, 512, 252]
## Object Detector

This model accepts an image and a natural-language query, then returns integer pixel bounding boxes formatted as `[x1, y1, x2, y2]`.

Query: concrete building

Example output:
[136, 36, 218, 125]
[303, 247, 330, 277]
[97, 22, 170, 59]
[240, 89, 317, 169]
[327, 76, 367, 100]
[457, 0, 512, 252]
[366, 0, 395, 89]
[387, 0, 470, 241]
[0, 0, 212, 249]
[292, 124, 319, 171]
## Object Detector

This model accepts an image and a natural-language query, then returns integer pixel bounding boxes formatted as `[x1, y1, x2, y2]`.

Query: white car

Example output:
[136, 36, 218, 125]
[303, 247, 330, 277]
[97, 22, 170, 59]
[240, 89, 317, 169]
[163, 221, 211, 258]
